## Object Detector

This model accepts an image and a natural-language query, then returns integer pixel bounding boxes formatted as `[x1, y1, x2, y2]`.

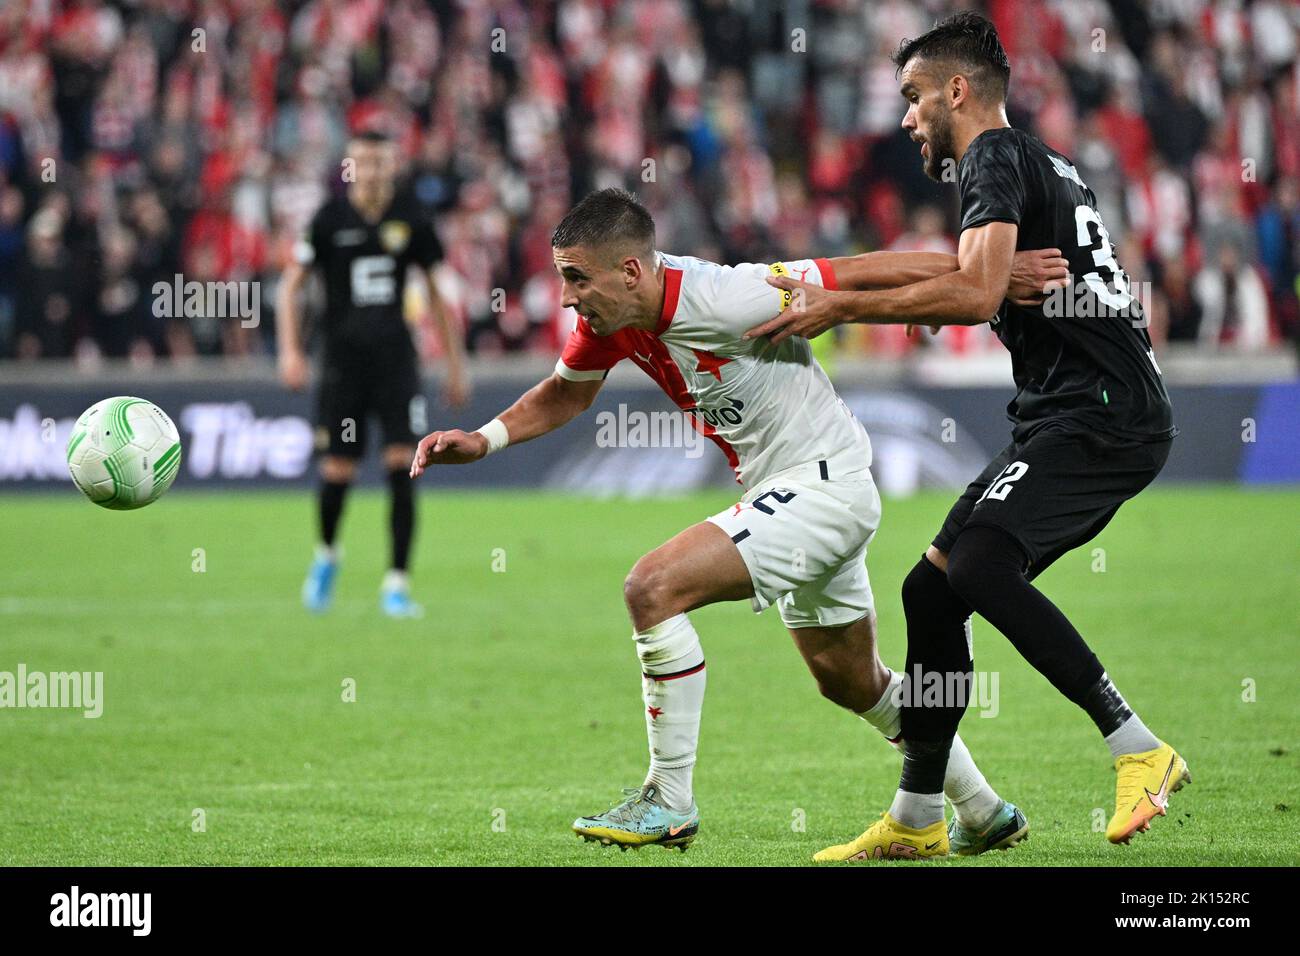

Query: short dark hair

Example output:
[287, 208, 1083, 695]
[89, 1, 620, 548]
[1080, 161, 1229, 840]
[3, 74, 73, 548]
[892, 11, 1010, 103]
[551, 187, 655, 257]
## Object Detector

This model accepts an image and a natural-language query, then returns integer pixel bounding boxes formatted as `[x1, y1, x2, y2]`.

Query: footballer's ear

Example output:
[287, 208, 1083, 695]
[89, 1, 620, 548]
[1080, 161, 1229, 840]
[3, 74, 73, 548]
[949, 73, 971, 110]
[622, 255, 645, 288]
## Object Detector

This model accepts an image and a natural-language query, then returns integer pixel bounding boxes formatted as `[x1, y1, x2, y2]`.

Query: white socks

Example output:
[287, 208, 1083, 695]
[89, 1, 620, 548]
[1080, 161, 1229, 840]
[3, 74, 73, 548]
[859, 669, 905, 740]
[1105, 713, 1161, 758]
[634, 614, 706, 812]
[889, 790, 945, 829]
[859, 669, 1003, 829]
[628, 632, 1007, 825]
[943, 733, 1003, 825]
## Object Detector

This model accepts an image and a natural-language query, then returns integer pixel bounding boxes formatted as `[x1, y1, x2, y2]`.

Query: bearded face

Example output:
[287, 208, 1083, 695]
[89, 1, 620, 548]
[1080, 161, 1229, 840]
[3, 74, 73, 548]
[920, 102, 956, 181]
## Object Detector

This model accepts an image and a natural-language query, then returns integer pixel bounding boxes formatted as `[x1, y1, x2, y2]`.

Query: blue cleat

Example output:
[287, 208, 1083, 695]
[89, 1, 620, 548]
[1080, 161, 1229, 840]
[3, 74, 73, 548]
[380, 573, 424, 619]
[302, 550, 338, 613]
[573, 785, 699, 852]
[947, 800, 1029, 855]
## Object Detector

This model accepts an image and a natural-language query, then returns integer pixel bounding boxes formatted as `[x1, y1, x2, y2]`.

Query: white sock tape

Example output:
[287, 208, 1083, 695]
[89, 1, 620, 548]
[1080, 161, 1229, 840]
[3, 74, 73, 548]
[634, 613, 703, 672]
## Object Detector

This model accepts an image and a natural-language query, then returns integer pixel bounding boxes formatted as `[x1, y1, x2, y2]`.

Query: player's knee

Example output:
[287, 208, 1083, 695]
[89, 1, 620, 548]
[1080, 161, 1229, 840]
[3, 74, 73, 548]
[945, 539, 985, 606]
[320, 457, 356, 484]
[947, 527, 1025, 606]
[902, 552, 974, 637]
[382, 445, 413, 471]
[806, 658, 860, 710]
[901, 555, 945, 618]
[623, 555, 679, 626]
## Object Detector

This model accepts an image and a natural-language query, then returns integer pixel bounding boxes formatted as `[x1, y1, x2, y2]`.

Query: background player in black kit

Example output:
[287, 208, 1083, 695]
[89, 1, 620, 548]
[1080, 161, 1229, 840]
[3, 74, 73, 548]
[753, 12, 1189, 860]
[276, 130, 469, 619]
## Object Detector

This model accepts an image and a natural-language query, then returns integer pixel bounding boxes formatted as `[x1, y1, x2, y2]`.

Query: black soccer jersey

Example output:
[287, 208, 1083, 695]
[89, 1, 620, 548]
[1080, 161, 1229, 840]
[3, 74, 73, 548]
[959, 127, 1176, 442]
[296, 192, 443, 352]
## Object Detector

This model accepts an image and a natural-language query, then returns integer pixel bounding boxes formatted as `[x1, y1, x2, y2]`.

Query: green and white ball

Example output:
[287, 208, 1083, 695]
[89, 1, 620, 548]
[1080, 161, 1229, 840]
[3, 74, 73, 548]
[66, 397, 182, 510]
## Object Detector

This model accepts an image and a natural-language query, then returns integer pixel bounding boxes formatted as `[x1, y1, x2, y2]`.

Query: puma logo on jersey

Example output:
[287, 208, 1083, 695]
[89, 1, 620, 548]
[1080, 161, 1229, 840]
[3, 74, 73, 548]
[1048, 154, 1085, 187]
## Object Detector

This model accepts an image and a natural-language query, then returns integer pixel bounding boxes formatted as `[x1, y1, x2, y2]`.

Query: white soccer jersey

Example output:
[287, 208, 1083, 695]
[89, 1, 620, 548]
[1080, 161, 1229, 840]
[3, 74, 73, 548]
[555, 252, 873, 487]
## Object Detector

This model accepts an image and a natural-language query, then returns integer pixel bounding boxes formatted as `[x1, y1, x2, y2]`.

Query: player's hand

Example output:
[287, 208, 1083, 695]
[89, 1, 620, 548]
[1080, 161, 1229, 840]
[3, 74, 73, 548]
[1009, 248, 1070, 306]
[745, 276, 845, 344]
[279, 349, 308, 392]
[441, 369, 471, 409]
[905, 322, 943, 338]
[409, 429, 487, 476]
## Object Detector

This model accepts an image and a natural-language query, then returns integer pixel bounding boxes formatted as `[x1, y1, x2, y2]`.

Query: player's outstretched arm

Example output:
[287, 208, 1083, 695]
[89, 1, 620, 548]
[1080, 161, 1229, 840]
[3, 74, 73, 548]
[829, 248, 1068, 304]
[410, 373, 602, 476]
[749, 222, 1028, 344]
[824, 247, 1070, 337]
[827, 250, 957, 290]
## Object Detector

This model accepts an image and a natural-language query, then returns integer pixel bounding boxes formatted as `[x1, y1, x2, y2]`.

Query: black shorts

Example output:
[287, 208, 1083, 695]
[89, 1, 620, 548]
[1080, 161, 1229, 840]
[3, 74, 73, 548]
[315, 347, 426, 459]
[932, 424, 1172, 577]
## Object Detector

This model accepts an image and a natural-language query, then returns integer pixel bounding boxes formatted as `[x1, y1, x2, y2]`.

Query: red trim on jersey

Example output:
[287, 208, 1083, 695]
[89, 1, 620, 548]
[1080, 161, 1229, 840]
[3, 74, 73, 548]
[656, 266, 683, 335]
[625, 330, 742, 482]
[815, 257, 839, 290]
[559, 316, 628, 374]
[557, 263, 742, 483]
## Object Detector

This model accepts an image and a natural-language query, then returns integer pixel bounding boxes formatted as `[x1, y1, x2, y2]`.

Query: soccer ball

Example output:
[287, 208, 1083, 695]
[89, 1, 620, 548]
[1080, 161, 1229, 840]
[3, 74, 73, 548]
[66, 397, 183, 510]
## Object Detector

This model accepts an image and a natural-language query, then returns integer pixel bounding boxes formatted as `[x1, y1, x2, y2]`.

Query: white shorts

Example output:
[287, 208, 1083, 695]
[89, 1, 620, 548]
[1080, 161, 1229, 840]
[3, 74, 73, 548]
[706, 462, 882, 630]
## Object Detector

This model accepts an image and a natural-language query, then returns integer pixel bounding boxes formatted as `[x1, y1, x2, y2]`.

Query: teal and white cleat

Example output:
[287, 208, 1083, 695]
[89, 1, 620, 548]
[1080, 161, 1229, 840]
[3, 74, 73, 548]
[947, 800, 1029, 856]
[573, 785, 699, 852]
[380, 583, 424, 619]
[302, 550, 338, 613]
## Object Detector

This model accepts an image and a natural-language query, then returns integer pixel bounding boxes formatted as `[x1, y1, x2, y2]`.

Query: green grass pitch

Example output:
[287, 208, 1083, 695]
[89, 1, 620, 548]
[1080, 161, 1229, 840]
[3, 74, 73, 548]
[1, 486, 1296, 866]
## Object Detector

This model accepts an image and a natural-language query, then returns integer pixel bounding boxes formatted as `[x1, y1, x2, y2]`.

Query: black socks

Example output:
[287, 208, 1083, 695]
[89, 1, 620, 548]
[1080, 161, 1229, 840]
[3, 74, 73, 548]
[387, 468, 414, 572]
[947, 525, 1105, 706]
[899, 554, 974, 743]
[319, 480, 349, 547]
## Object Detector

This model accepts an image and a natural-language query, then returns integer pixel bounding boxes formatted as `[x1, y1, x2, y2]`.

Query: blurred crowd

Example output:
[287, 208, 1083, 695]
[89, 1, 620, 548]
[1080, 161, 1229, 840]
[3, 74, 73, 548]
[0, 0, 1297, 366]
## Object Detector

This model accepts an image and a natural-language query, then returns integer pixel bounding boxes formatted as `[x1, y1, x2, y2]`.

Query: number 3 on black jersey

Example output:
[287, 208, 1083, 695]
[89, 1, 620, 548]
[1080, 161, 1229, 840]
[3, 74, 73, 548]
[1074, 205, 1133, 312]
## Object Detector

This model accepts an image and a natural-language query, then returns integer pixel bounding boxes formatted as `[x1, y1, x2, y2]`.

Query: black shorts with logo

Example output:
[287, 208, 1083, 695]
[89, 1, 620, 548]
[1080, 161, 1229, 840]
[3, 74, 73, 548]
[315, 344, 425, 459]
[932, 423, 1172, 577]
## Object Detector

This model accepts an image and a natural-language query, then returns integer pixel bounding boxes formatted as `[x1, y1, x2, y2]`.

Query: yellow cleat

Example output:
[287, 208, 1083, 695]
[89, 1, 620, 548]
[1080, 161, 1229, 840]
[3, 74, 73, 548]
[814, 812, 949, 862]
[1106, 741, 1190, 844]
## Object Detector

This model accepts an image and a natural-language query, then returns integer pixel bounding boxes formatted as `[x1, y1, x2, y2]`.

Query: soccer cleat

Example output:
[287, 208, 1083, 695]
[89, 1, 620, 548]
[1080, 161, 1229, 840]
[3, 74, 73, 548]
[813, 812, 949, 862]
[302, 551, 338, 613]
[948, 800, 1029, 856]
[1106, 740, 1190, 845]
[573, 785, 699, 852]
[380, 584, 424, 619]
